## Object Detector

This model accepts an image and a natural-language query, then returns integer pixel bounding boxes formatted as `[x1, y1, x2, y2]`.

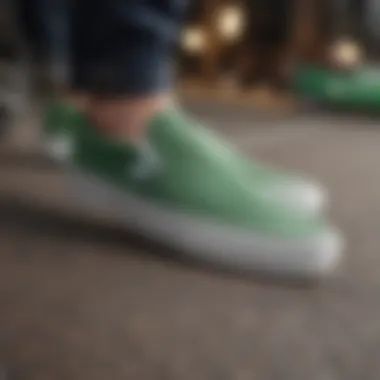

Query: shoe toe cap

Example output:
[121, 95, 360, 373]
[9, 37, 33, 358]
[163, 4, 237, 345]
[266, 179, 328, 215]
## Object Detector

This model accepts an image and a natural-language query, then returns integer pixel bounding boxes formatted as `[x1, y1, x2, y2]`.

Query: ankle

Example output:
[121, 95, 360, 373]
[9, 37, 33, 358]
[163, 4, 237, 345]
[88, 94, 172, 140]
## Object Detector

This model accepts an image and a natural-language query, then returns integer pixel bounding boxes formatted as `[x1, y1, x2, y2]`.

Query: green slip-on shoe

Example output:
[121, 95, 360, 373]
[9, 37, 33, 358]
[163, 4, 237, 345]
[41, 102, 326, 215]
[69, 110, 343, 277]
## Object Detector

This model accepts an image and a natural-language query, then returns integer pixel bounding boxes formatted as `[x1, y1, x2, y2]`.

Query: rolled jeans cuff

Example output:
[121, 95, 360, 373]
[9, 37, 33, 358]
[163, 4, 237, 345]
[72, 41, 173, 96]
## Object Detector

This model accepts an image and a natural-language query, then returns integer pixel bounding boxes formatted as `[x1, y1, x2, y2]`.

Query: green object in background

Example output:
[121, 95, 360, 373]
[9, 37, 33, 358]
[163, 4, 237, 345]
[292, 64, 380, 109]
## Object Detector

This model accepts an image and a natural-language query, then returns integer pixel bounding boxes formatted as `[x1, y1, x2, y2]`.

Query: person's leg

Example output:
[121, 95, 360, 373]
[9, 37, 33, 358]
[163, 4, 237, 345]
[70, 0, 187, 138]
[40, 0, 343, 277]
[42, 0, 186, 152]
[63, 0, 342, 277]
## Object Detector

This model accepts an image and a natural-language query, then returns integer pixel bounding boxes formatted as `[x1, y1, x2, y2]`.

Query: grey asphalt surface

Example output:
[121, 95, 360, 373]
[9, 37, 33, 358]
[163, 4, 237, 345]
[0, 103, 379, 380]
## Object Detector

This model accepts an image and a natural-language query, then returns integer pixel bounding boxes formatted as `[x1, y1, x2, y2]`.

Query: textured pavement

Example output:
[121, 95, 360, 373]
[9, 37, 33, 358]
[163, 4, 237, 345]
[0, 105, 380, 380]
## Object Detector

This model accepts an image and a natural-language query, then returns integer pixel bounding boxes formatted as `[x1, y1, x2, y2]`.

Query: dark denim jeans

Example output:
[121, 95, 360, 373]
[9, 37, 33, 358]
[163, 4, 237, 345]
[19, 0, 188, 94]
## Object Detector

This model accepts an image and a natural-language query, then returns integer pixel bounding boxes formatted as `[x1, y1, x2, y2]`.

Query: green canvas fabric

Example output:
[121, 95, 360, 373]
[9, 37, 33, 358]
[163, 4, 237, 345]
[71, 108, 327, 238]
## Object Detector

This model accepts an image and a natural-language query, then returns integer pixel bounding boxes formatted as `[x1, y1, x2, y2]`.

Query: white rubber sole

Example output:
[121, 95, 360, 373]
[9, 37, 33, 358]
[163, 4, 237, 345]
[69, 171, 344, 278]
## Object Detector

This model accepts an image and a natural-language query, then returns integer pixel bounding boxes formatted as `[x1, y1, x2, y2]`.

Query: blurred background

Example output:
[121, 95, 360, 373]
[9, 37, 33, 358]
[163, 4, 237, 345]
[3, 0, 380, 119]
[1, 1, 380, 379]
[178, 0, 380, 110]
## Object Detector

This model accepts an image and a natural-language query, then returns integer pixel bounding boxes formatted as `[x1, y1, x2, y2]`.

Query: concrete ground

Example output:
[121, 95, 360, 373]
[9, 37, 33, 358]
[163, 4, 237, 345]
[0, 103, 380, 379]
